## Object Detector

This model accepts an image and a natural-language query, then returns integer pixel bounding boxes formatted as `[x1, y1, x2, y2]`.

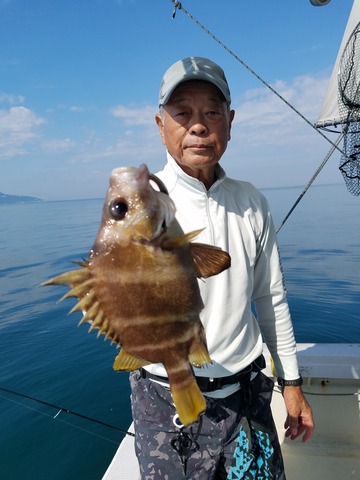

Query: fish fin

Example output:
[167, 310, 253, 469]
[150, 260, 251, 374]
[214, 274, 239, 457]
[171, 379, 206, 426]
[113, 349, 149, 371]
[161, 228, 205, 249]
[189, 342, 212, 368]
[189, 243, 231, 278]
[270, 356, 277, 377]
[40, 265, 90, 288]
[189, 324, 212, 367]
[69, 292, 96, 315]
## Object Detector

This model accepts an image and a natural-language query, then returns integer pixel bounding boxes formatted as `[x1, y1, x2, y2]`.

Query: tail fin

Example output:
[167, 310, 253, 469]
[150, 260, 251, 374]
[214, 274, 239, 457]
[171, 379, 206, 426]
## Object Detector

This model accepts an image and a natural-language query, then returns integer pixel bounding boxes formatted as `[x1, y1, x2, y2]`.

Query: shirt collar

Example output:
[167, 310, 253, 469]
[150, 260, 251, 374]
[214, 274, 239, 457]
[165, 151, 226, 192]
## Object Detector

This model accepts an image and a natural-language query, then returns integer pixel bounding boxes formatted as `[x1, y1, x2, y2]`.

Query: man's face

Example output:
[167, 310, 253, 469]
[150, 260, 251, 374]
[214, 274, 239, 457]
[155, 81, 235, 178]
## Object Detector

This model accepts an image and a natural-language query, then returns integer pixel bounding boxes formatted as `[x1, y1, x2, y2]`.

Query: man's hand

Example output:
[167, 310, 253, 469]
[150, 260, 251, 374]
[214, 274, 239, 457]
[282, 386, 315, 442]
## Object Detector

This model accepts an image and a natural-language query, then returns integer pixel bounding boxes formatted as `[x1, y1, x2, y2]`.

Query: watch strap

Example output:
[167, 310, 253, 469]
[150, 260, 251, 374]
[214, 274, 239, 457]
[277, 375, 303, 388]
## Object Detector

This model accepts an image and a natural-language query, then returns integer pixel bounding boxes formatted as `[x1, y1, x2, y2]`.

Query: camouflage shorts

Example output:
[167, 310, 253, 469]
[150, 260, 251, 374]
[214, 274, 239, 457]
[130, 370, 285, 480]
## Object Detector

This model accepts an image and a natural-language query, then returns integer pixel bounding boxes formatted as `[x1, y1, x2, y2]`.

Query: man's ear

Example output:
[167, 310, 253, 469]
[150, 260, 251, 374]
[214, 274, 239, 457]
[155, 114, 166, 145]
[228, 109, 235, 141]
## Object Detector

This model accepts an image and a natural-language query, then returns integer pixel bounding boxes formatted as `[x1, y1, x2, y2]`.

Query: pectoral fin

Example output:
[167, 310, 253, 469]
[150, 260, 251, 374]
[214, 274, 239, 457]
[189, 243, 231, 278]
[189, 344, 212, 368]
[161, 229, 231, 278]
[113, 349, 150, 371]
[189, 326, 212, 367]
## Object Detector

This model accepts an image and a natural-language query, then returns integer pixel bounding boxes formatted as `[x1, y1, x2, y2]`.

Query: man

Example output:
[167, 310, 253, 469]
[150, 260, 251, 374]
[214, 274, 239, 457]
[130, 57, 314, 479]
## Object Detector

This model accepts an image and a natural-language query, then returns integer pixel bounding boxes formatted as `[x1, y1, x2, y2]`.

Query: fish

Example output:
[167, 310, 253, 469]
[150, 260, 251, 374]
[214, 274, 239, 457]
[42, 164, 231, 426]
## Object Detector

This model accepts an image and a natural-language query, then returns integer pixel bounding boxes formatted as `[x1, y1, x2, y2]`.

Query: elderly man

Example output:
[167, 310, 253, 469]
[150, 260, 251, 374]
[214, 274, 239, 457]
[130, 57, 314, 480]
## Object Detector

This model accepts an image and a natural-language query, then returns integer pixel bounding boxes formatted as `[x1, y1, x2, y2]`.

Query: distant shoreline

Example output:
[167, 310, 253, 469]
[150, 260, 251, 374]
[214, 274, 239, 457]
[0, 192, 43, 205]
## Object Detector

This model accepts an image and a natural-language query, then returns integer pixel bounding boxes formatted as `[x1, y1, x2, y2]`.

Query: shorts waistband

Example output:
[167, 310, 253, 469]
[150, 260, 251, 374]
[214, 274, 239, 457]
[140, 354, 265, 393]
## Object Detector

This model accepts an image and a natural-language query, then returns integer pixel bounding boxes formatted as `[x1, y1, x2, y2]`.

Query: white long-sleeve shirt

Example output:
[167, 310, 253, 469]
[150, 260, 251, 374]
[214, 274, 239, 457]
[145, 152, 299, 397]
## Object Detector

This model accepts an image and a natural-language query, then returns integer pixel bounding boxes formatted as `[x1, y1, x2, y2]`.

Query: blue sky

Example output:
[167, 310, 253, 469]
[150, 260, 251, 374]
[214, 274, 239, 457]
[0, 0, 355, 200]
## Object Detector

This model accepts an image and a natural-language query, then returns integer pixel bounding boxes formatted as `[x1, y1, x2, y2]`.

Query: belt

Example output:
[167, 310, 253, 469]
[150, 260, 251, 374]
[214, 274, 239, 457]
[140, 354, 265, 393]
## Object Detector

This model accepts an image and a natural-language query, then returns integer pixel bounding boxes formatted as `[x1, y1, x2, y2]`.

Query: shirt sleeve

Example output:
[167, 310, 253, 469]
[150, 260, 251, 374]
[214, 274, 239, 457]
[251, 195, 300, 380]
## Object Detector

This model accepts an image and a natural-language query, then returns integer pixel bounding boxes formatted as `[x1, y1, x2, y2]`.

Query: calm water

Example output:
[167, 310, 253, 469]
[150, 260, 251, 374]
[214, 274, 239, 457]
[0, 183, 359, 480]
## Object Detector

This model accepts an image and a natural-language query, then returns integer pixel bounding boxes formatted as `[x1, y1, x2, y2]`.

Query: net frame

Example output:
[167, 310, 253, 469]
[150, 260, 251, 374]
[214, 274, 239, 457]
[338, 20, 360, 195]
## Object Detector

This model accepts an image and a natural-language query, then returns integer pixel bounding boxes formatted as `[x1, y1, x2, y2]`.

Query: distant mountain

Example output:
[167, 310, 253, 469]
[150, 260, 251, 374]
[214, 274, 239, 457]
[0, 192, 42, 204]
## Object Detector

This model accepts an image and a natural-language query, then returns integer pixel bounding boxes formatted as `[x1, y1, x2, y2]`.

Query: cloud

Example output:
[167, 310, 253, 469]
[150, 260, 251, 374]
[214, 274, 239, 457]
[231, 74, 330, 147]
[67, 73, 335, 187]
[235, 75, 329, 125]
[1, 71, 339, 200]
[217, 72, 343, 190]
[67, 127, 162, 166]
[111, 104, 156, 126]
[0, 93, 25, 105]
[0, 106, 46, 158]
[41, 138, 76, 153]
[69, 105, 86, 112]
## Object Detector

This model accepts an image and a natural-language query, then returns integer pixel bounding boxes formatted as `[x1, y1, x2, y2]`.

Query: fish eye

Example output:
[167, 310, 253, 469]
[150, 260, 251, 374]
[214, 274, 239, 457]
[109, 198, 128, 220]
[148, 173, 169, 195]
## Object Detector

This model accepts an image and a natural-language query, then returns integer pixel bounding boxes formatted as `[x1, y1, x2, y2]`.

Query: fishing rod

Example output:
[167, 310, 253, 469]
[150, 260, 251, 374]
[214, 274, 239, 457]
[0, 386, 135, 438]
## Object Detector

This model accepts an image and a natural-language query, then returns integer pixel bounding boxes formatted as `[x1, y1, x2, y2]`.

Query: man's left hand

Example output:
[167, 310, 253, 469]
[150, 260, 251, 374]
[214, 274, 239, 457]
[282, 386, 315, 442]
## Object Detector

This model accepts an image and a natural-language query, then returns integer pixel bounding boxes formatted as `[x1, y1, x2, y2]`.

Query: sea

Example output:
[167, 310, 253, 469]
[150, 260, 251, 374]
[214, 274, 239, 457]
[0, 182, 359, 480]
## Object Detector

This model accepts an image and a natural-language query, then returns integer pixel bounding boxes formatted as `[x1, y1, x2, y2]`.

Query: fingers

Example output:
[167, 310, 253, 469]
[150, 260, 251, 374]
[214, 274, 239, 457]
[301, 421, 315, 443]
[284, 415, 315, 442]
[282, 386, 315, 443]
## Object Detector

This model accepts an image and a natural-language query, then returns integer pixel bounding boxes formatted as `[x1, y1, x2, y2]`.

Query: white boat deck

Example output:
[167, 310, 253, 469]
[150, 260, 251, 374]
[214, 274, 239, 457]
[102, 343, 360, 480]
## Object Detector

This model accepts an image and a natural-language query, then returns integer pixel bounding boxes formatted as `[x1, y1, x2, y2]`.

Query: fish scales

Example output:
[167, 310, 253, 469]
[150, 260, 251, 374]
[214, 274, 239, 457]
[90, 243, 202, 319]
[42, 164, 231, 426]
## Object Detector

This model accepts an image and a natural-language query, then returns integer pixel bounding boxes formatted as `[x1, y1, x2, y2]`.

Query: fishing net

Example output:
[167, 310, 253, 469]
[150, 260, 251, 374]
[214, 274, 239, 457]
[339, 123, 360, 195]
[338, 20, 360, 195]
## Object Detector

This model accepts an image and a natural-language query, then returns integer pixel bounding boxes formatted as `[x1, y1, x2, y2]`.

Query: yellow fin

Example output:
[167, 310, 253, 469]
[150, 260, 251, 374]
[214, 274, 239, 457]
[69, 294, 95, 315]
[40, 266, 90, 288]
[58, 279, 93, 302]
[113, 349, 149, 371]
[270, 356, 277, 377]
[171, 379, 206, 426]
[189, 243, 231, 278]
[161, 228, 204, 249]
[189, 342, 212, 368]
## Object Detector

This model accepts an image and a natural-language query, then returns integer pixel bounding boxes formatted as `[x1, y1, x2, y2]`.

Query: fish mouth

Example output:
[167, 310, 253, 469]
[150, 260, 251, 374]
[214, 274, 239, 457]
[147, 216, 169, 244]
[134, 195, 174, 245]
[137, 220, 167, 246]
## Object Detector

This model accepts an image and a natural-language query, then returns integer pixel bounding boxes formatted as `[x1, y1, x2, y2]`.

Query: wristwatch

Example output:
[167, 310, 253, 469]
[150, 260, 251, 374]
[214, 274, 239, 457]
[277, 375, 303, 389]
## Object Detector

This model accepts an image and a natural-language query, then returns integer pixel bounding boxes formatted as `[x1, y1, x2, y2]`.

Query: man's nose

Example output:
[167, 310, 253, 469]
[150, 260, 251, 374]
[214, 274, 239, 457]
[190, 114, 208, 135]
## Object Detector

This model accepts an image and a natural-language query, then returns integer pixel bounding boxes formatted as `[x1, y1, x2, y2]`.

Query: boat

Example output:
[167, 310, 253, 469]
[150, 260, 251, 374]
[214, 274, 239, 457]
[103, 1, 360, 478]
[102, 343, 360, 479]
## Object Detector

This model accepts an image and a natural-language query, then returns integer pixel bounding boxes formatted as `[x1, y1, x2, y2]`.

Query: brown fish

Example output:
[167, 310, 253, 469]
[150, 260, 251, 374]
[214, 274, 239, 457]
[42, 164, 230, 426]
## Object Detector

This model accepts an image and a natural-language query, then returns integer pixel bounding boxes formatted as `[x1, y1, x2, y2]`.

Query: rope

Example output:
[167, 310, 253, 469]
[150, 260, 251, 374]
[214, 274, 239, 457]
[273, 386, 359, 397]
[0, 386, 135, 438]
[170, 1, 345, 157]
[170, 1, 350, 229]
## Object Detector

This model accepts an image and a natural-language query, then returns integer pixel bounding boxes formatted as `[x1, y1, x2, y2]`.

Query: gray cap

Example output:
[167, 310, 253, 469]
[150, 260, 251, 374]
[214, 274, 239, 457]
[158, 57, 231, 106]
